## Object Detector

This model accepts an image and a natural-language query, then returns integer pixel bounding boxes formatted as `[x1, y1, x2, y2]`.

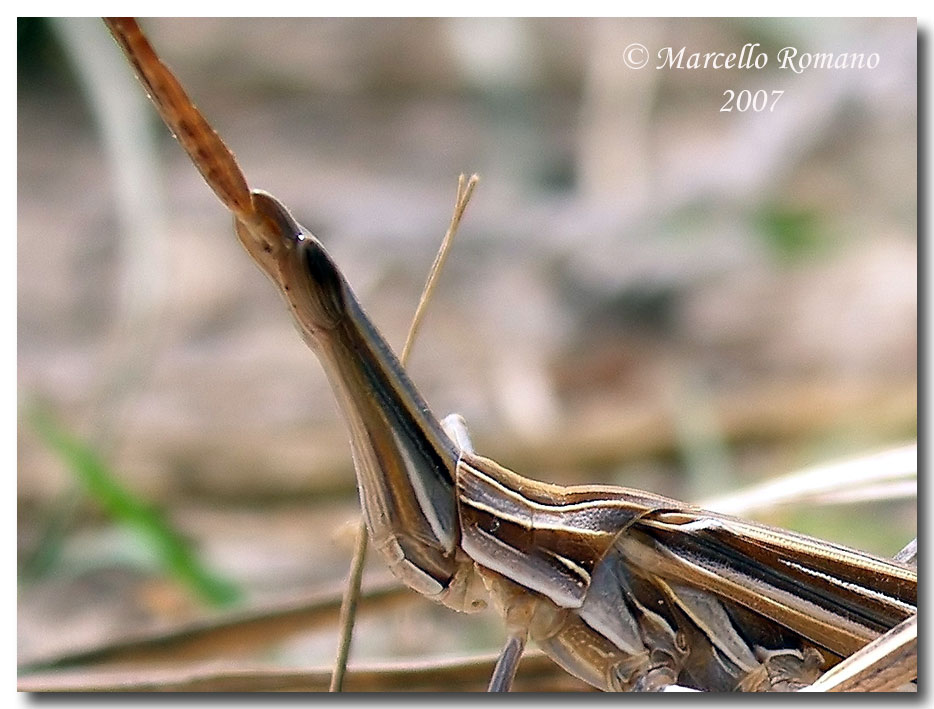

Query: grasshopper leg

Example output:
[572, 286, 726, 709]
[631, 668, 682, 692]
[894, 538, 917, 566]
[487, 631, 528, 692]
[442, 412, 529, 692]
[441, 413, 475, 455]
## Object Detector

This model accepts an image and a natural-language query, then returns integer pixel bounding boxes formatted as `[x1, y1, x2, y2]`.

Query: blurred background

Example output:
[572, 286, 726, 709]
[18, 18, 916, 689]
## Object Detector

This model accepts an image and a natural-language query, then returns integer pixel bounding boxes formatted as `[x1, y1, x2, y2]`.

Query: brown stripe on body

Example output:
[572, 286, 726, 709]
[455, 454, 673, 607]
[633, 513, 916, 654]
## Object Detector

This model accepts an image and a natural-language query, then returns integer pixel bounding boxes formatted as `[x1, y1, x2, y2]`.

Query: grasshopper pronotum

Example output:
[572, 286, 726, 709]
[101, 18, 916, 692]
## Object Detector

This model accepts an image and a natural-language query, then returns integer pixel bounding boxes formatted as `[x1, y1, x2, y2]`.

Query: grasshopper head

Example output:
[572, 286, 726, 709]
[235, 190, 346, 338]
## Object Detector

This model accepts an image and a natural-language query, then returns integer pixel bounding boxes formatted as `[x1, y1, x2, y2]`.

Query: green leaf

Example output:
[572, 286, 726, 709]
[755, 205, 825, 262]
[27, 408, 242, 607]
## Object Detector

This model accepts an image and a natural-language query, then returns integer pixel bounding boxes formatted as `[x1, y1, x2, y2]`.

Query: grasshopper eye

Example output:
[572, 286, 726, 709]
[301, 241, 343, 301]
[297, 238, 346, 328]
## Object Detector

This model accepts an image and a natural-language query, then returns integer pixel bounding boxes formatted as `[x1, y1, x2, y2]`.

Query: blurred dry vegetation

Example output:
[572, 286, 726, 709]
[18, 18, 915, 691]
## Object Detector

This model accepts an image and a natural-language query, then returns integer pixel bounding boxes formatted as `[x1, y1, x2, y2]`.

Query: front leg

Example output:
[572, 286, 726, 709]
[442, 413, 530, 693]
[441, 413, 475, 455]
[737, 647, 824, 691]
[487, 631, 528, 692]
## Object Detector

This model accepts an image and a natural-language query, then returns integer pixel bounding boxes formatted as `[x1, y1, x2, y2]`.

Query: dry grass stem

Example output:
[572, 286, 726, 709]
[701, 442, 916, 517]
[400, 173, 480, 364]
[19, 578, 405, 673]
[801, 615, 917, 692]
[328, 519, 368, 691]
[19, 650, 593, 692]
[330, 173, 480, 691]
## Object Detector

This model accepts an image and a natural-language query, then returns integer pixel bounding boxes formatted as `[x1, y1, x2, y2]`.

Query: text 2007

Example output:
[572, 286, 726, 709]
[720, 89, 784, 112]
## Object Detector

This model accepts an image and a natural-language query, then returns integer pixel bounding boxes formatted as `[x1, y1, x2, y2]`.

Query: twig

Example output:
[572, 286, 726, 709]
[20, 649, 593, 693]
[800, 615, 917, 692]
[401, 174, 480, 364]
[19, 577, 405, 673]
[327, 519, 368, 691]
[701, 442, 916, 517]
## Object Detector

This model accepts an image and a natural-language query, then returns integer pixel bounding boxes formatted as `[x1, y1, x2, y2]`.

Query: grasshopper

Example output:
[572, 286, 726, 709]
[103, 19, 916, 692]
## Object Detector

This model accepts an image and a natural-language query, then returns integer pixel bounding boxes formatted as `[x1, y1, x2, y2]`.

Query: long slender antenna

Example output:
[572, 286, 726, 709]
[103, 18, 255, 223]
[329, 174, 480, 692]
